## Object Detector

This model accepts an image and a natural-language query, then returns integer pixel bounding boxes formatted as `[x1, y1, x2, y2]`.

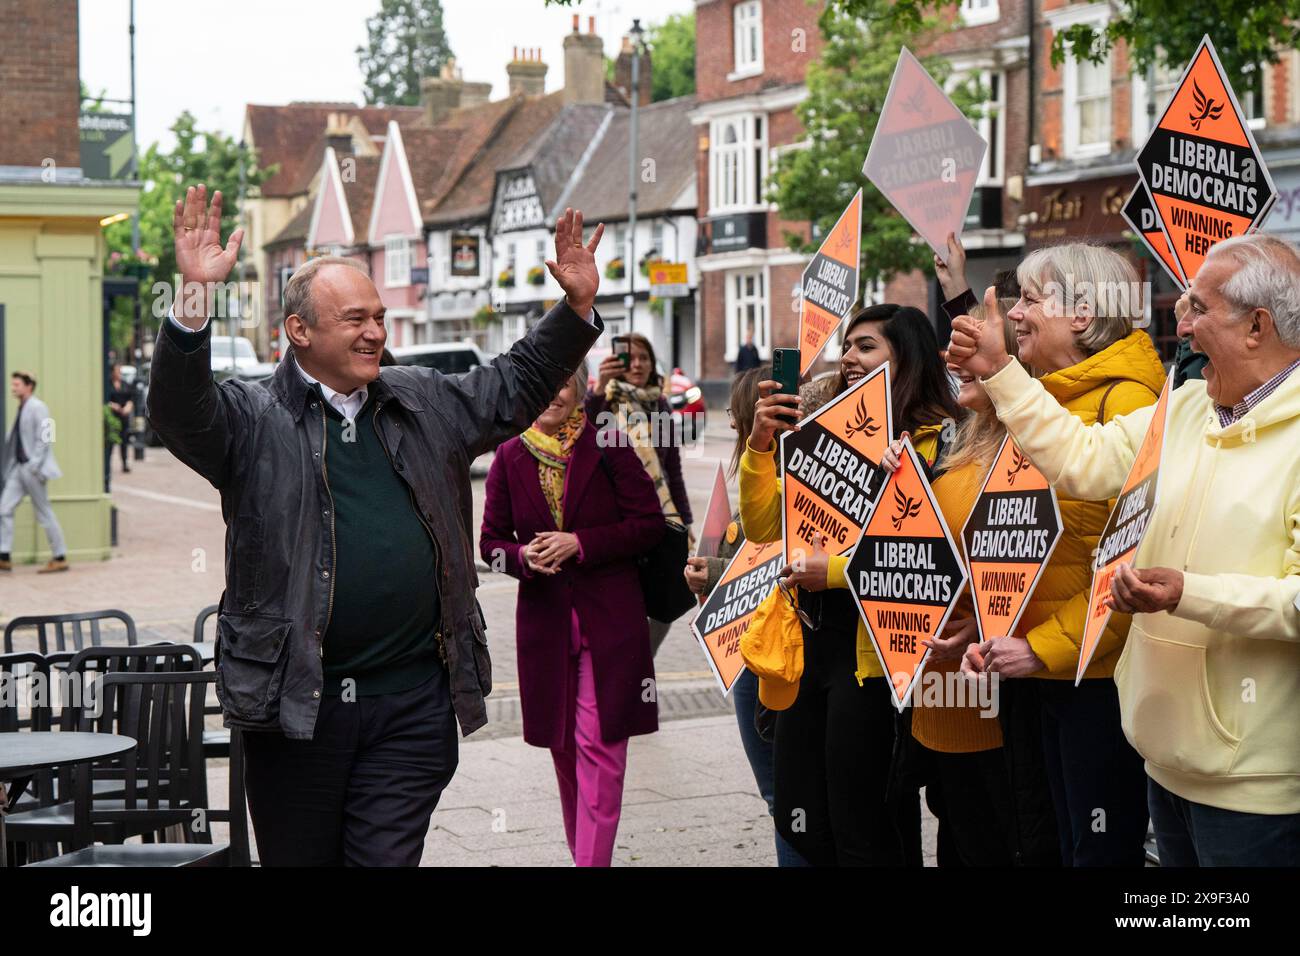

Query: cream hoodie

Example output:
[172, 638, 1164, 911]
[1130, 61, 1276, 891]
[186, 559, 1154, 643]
[982, 359, 1300, 815]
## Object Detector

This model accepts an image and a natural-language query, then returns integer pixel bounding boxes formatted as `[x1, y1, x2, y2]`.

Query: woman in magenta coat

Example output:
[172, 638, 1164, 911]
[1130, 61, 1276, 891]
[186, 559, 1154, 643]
[479, 363, 664, 866]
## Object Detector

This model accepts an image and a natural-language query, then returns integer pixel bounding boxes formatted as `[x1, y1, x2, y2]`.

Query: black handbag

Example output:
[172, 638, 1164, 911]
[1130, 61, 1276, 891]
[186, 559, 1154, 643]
[593, 445, 696, 624]
[637, 520, 697, 624]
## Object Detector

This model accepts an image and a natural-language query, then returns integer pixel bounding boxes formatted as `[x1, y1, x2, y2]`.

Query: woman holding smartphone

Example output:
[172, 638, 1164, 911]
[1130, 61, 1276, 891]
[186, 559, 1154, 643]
[480, 363, 664, 867]
[590, 332, 694, 655]
[738, 304, 962, 865]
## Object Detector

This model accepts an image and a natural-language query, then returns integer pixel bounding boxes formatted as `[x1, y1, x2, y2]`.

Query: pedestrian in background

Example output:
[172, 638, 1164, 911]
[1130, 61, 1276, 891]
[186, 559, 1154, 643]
[108, 364, 134, 474]
[589, 331, 694, 656]
[481, 363, 664, 866]
[1, 370, 69, 574]
[734, 327, 761, 374]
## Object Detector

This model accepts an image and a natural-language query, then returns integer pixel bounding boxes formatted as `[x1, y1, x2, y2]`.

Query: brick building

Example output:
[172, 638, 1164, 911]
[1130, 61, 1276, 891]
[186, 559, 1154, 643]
[1025, 0, 1300, 358]
[690, 0, 825, 398]
[0, 0, 138, 562]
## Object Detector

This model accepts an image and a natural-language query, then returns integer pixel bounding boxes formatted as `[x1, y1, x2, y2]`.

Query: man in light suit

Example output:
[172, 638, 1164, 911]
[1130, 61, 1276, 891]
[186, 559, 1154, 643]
[1, 371, 68, 573]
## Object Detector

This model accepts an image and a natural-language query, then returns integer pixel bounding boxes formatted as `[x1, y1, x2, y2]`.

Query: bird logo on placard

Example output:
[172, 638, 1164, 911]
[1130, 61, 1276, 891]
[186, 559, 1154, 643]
[1006, 445, 1032, 485]
[746, 542, 773, 567]
[891, 483, 922, 531]
[901, 85, 931, 120]
[1189, 80, 1224, 131]
[845, 395, 881, 439]
[834, 228, 853, 256]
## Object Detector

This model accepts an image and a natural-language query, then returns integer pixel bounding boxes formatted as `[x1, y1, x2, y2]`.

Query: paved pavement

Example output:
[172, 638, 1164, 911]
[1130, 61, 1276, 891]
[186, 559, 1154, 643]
[3, 422, 939, 865]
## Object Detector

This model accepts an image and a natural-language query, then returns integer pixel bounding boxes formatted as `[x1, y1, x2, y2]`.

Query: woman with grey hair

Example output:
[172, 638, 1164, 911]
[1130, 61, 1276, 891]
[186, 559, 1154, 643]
[480, 361, 665, 866]
[960, 242, 1167, 866]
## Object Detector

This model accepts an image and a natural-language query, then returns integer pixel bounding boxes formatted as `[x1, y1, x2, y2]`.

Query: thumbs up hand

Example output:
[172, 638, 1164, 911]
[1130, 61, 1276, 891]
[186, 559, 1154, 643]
[947, 285, 1012, 380]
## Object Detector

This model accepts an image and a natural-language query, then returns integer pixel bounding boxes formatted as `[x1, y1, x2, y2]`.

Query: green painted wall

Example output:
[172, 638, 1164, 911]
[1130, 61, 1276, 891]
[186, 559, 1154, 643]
[0, 181, 139, 563]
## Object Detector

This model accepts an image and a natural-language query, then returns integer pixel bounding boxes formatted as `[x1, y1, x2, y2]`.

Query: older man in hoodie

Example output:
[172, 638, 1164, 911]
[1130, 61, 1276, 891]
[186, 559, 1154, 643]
[949, 233, 1300, 867]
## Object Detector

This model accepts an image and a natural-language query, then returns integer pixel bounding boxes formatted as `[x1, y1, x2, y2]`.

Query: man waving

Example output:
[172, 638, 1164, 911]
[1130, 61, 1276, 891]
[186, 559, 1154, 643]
[148, 184, 605, 866]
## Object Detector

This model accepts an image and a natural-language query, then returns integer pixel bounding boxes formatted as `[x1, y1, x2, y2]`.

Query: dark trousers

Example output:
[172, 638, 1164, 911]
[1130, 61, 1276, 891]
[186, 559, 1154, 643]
[995, 678, 1062, 865]
[1037, 677, 1148, 866]
[922, 745, 1017, 867]
[1148, 778, 1300, 866]
[731, 667, 807, 867]
[773, 593, 904, 866]
[242, 668, 458, 866]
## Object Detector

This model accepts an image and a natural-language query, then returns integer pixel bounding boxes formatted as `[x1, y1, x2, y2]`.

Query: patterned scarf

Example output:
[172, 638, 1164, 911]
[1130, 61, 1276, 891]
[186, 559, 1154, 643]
[520, 408, 587, 529]
[604, 378, 683, 530]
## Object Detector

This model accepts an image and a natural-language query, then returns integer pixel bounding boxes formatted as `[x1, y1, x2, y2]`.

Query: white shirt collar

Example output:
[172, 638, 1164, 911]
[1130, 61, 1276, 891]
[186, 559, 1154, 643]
[296, 363, 369, 422]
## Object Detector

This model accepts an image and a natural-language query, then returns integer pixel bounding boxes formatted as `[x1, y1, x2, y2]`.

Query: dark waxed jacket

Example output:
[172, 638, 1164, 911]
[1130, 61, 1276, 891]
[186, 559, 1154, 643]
[147, 302, 601, 739]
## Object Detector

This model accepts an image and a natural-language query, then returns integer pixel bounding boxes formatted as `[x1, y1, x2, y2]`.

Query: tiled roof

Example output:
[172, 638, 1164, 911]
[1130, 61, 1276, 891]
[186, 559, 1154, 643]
[508, 103, 613, 215]
[246, 103, 423, 197]
[569, 95, 697, 222]
[264, 152, 381, 248]
[425, 91, 567, 226]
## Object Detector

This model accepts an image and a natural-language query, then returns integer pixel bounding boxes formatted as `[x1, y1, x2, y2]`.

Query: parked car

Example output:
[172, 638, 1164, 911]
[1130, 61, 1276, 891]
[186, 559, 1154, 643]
[585, 347, 707, 441]
[389, 340, 494, 476]
[387, 340, 490, 375]
[211, 335, 276, 383]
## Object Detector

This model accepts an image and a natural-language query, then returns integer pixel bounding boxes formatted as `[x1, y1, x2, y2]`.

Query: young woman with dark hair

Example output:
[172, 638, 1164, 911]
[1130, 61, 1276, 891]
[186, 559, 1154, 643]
[737, 305, 966, 865]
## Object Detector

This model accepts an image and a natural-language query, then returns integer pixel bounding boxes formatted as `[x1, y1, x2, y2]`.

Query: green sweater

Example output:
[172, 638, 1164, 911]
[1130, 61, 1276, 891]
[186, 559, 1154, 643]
[318, 393, 442, 696]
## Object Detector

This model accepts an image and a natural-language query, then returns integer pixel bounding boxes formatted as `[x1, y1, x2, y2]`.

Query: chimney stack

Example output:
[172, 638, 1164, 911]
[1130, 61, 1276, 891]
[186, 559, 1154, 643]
[421, 60, 466, 125]
[614, 34, 652, 107]
[563, 14, 605, 104]
[324, 112, 354, 155]
[506, 46, 547, 97]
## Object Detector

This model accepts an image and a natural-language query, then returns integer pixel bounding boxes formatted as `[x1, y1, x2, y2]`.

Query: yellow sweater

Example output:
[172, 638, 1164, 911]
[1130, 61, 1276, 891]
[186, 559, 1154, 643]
[737, 423, 943, 684]
[983, 357, 1300, 814]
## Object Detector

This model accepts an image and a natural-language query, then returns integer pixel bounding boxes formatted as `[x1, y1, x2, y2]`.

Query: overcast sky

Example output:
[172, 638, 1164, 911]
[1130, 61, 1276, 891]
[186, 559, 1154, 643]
[79, 0, 695, 153]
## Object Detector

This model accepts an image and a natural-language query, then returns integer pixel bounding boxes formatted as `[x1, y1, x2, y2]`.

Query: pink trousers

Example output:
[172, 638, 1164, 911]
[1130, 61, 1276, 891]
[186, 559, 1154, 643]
[551, 612, 629, 867]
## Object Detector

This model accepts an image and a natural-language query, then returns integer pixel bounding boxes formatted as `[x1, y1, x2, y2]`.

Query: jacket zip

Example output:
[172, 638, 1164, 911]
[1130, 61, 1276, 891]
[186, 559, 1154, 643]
[372, 403, 449, 663]
[319, 404, 337, 660]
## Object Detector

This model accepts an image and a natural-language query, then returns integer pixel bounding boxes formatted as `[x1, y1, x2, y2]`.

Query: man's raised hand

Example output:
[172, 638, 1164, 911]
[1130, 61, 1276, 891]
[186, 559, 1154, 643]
[545, 207, 604, 318]
[947, 285, 1012, 380]
[173, 184, 243, 326]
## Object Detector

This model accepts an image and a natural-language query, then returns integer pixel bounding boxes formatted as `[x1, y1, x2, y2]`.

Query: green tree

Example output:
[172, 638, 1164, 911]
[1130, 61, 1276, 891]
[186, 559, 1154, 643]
[827, 0, 1300, 88]
[646, 12, 695, 102]
[101, 112, 273, 355]
[357, 0, 454, 106]
[766, 4, 983, 285]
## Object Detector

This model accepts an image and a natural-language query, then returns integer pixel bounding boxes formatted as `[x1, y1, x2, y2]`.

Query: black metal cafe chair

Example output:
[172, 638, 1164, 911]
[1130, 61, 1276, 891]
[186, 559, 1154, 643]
[23, 671, 250, 867]
[3, 609, 138, 654]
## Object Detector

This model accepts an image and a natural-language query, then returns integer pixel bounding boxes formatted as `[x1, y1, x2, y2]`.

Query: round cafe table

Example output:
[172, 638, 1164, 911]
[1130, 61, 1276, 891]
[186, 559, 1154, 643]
[0, 732, 136, 867]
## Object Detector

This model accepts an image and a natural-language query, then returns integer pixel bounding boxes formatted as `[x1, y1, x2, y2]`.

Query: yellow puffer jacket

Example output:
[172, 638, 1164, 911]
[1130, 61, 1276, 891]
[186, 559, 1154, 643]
[1017, 331, 1167, 679]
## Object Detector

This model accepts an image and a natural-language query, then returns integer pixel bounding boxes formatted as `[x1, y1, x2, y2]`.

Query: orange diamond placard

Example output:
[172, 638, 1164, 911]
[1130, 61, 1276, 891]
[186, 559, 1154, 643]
[845, 435, 967, 710]
[1136, 35, 1276, 283]
[862, 47, 987, 264]
[961, 436, 1063, 646]
[1077, 376, 1173, 683]
[779, 364, 892, 568]
[798, 188, 862, 375]
[1120, 183, 1186, 290]
[690, 540, 784, 695]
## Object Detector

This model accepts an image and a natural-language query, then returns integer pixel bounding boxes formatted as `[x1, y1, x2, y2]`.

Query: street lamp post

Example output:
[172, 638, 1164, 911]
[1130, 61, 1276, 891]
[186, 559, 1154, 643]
[626, 18, 644, 337]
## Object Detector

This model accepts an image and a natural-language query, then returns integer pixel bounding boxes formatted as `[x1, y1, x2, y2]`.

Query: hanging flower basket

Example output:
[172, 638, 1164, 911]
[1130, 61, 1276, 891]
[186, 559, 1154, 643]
[526, 265, 546, 286]
[496, 268, 515, 288]
[605, 258, 625, 280]
[473, 305, 499, 328]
